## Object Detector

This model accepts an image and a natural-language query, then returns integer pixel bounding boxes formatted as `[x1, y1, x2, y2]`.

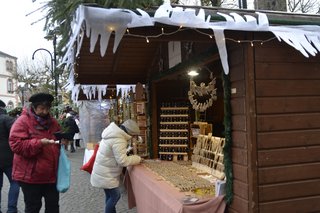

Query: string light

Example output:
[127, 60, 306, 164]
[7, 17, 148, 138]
[124, 27, 277, 46]
[226, 37, 276, 46]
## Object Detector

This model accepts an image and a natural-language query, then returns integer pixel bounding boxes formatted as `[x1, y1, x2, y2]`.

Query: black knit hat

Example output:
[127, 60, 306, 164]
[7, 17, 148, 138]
[0, 100, 6, 108]
[29, 93, 54, 106]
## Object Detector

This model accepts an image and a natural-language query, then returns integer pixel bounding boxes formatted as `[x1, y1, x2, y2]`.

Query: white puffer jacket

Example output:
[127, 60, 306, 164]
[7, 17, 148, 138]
[90, 122, 141, 189]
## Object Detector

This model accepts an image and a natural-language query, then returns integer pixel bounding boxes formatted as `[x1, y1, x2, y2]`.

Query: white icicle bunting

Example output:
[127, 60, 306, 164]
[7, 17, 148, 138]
[213, 29, 229, 74]
[63, 3, 320, 96]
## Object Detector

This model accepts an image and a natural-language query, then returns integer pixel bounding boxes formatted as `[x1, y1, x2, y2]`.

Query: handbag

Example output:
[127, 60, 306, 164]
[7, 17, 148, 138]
[80, 143, 99, 174]
[56, 145, 71, 193]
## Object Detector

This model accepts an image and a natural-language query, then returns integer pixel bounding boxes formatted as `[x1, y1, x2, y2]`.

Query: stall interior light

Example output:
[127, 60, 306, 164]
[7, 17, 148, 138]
[188, 70, 199, 76]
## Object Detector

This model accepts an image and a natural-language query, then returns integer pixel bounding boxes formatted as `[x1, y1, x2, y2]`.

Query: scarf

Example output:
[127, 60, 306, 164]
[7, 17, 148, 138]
[29, 107, 52, 130]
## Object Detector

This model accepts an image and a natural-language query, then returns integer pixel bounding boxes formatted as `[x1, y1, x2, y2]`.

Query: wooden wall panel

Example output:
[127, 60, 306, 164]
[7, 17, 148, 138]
[225, 31, 320, 213]
[259, 196, 320, 213]
[256, 96, 320, 114]
[258, 146, 320, 167]
[228, 40, 250, 213]
[258, 130, 320, 149]
[232, 148, 248, 165]
[231, 98, 245, 115]
[255, 62, 320, 80]
[232, 131, 246, 149]
[257, 113, 320, 132]
[254, 34, 320, 213]
[254, 42, 318, 63]
[229, 195, 249, 213]
[259, 179, 320, 202]
[259, 163, 320, 184]
[256, 80, 320, 97]
[231, 81, 246, 98]
[233, 180, 249, 200]
[232, 115, 247, 131]
[230, 65, 245, 81]
[233, 164, 248, 183]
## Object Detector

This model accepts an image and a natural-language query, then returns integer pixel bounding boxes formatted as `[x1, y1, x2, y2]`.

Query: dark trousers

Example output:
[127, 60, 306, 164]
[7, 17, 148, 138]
[0, 166, 20, 213]
[70, 141, 75, 152]
[19, 182, 59, 213]
[75, 139, 80, 147]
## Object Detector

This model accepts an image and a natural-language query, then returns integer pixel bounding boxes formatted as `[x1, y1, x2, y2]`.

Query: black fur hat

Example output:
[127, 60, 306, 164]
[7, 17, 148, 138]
[29, 93, 54, 106]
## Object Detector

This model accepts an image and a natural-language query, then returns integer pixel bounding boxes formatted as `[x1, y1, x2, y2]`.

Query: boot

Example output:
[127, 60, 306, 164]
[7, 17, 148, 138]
[70, 141, 76, 153]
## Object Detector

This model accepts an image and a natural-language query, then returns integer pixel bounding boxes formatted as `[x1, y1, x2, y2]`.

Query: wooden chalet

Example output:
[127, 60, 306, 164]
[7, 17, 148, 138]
[65, 3, 320, 213]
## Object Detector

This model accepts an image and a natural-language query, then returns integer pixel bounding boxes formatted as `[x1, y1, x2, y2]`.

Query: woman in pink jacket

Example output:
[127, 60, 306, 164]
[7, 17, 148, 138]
[9, 93, 65, 213]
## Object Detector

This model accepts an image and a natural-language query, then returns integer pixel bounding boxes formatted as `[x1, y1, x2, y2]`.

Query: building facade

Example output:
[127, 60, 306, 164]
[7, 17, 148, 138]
[0, 51, 18, 110]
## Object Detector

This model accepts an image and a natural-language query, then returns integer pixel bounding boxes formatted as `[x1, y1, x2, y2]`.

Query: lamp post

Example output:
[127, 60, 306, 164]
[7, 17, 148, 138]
[32, 34, 59, 117]
[17, 82, 27, 106]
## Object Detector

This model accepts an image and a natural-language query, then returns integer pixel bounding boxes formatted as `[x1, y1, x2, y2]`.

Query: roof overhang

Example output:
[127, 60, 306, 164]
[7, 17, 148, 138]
[63, 3, 320, 101]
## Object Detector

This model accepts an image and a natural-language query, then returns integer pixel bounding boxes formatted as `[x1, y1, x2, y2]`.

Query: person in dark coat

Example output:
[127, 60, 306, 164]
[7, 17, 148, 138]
[63, 112, 79, 153]
[0, 100, 20, 213]
[9, 93, 67, 213]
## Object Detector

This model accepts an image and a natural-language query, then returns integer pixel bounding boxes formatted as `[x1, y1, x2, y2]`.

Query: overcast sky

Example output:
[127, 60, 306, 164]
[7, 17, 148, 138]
[0, 1, 51, 64]
[1, 0, 317, 66]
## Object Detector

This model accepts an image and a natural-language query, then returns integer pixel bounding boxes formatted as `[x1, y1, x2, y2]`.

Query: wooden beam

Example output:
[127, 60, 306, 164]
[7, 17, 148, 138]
[76, 74, 147, 84]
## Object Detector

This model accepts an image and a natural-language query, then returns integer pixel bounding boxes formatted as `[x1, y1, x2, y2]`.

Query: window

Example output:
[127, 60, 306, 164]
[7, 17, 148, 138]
[6, 60, 14, 71]
[7, 79, 14, 93]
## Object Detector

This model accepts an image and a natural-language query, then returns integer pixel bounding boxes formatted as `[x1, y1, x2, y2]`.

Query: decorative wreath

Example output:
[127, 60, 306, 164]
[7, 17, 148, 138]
[188, 76, 217, 112]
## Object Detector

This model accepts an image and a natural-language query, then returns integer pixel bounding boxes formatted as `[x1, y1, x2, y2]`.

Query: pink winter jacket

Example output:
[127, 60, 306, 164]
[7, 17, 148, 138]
[9, 107, 61, 184]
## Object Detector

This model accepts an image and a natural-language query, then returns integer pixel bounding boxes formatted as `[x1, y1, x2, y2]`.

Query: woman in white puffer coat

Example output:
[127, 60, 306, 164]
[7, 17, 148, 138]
[91, 119, 142, 213]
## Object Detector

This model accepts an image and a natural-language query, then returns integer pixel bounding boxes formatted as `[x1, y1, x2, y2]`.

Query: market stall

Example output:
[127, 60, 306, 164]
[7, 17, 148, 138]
[63, 3, 320, 213]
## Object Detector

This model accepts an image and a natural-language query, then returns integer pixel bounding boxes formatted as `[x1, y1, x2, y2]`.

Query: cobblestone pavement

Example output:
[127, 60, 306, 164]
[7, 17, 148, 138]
[1, 148, 137, 213]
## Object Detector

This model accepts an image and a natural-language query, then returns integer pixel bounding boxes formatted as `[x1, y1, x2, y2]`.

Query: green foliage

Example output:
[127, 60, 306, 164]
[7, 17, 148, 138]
[8, 107, 23, 117]
[40, 0, 164, 62]
[200, 0, 222, 6]
[222, 72, 233, 205]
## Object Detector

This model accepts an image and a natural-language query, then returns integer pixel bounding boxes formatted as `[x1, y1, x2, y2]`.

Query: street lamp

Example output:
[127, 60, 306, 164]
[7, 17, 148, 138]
[32, 39, 59, 117]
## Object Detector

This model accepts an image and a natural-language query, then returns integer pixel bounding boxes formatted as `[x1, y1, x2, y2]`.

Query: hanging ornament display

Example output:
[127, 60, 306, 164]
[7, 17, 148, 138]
[188, 73, 217, 112]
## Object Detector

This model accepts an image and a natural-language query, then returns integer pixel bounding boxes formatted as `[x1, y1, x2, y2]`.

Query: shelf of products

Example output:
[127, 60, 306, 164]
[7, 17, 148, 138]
[190, 122, 212, 151]
[134, 101, 147, 156]
[158, 102, 190, 161]
[192, 134, 225, 180]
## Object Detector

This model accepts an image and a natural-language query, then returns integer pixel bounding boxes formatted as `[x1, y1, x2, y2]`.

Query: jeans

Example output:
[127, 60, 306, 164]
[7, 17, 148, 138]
[19, 182, 59, 213]
[104, 187, 121, 213]
[0, 166, 20, 213]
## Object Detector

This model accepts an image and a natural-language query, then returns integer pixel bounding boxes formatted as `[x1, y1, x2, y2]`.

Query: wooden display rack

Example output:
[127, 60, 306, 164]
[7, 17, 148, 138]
[158, 103, 189, 161]
[190, 122, 213, 154]
[191, 134, 225, 180]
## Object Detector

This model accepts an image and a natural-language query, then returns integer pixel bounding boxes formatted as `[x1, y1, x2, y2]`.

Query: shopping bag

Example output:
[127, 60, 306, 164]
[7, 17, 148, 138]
[56, 145, 71, 193]
[80, 143, 99, 174]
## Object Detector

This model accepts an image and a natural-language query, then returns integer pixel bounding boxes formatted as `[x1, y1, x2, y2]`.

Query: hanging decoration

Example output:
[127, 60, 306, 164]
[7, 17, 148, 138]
[188, 72, 217, 112]
[63, 3, 320, 77]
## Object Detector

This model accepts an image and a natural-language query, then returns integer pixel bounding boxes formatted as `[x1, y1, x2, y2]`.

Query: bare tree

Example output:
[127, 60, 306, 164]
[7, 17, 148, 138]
[288, 0, 320, 13]
[9, 56, 58, 104]
[200, 0, 238, 7]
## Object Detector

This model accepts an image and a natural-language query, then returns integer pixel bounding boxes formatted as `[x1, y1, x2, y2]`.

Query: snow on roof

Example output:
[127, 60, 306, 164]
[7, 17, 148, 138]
[63, 3, 320, 102]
